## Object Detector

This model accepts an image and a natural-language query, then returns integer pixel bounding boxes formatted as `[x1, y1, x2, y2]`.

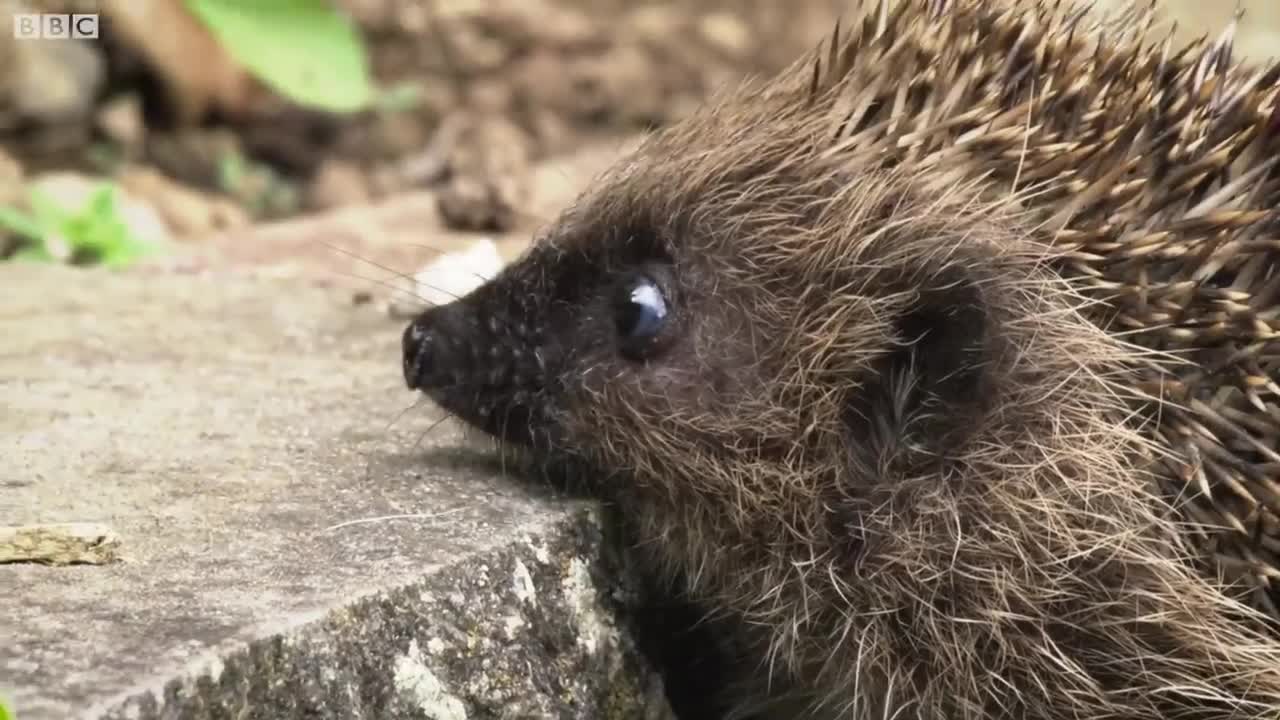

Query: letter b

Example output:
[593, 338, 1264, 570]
[43, 14, 71, 39]
[13, 14, 40, 39]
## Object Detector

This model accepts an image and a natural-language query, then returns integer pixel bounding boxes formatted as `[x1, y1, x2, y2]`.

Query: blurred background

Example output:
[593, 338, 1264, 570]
[0, 0, 1276, 270]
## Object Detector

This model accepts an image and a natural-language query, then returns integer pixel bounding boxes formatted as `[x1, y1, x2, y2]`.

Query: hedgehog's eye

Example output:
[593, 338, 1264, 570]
[613, 272, 670, 361]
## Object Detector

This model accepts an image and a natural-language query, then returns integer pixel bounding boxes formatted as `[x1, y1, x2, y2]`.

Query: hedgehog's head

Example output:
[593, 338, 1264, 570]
[401, 81, 1136, 517]
[398, 70, 1207, 712]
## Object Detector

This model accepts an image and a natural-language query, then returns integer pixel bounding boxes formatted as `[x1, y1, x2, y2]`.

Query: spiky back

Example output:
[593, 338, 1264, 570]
[804, 0, 1280, 619]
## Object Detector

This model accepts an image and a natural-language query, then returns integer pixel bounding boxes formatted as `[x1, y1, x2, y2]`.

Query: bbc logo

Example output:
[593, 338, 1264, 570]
[13, 13, 99, 39]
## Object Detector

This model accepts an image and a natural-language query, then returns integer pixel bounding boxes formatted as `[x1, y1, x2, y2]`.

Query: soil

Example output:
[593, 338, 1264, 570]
[0, 0, 845, 256]
[0, 0, 1274, 265]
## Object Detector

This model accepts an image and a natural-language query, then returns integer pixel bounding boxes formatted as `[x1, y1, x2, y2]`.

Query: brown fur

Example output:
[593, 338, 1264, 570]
[801, 0, 1280, 617]
[402, 0, 1280, 717]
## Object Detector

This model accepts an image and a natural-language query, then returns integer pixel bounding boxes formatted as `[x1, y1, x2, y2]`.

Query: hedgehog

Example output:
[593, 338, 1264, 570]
[400, 0, 1280, 717]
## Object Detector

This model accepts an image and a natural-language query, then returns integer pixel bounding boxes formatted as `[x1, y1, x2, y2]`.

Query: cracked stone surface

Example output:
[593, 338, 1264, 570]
[1, 140, 678, 720]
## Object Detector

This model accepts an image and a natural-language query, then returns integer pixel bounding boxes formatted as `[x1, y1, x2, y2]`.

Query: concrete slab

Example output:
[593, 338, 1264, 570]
[0, 139, 674, 718]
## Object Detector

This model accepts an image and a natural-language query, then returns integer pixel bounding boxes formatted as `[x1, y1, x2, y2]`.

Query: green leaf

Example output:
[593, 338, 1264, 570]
[96, 224, 158, 267]
[85, 184, 118, 220]
[75, 189, 157, 266]
[26, 188, 73, 227]
[10, 245, 55, 263]
[0, 205, 45, 241]
[0, 695, 13, 720]
[2, 180, 168, 267]
[183, 0, 373, 113]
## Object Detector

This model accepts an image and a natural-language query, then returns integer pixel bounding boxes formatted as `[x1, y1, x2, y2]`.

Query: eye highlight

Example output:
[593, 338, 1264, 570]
[613, 271, 673, 361]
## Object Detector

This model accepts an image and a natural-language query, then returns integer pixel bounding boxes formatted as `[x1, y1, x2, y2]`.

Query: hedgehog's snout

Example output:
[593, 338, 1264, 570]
[401, 321, 431, 391]
[402, 297, 560, 446]
[402, 302, 538, 394]
[401, 305, 472, 392]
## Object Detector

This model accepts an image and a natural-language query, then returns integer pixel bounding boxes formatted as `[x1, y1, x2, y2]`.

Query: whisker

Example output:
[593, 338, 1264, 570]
[319, 240, 463, 303]
[401, 241, 485, 259]
[318, 240, 415, 282]
[401, 242, 503, 285]
[329, 268, 432, 306]
[498, 407, 512, 483]
[360, 394, 434, 485]
[384, 395, 432, 436]
[410, 412, 456, 459]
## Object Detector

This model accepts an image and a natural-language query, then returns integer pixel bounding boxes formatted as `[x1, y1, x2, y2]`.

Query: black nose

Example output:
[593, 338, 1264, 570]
[402, 322, 431, 390]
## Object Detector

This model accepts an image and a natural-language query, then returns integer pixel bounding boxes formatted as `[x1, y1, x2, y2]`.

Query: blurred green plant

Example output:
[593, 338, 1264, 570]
[0, 695, 13, 720]
[0, 183, 162, 267]
[184, 0, 374, 113]
[375, 81, 425, 113]
[217, 152, 300, 219]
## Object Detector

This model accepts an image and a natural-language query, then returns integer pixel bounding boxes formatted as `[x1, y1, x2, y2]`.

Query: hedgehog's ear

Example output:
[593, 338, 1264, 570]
[898, 277, 993, 415]
[847, 269, 998, 466]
